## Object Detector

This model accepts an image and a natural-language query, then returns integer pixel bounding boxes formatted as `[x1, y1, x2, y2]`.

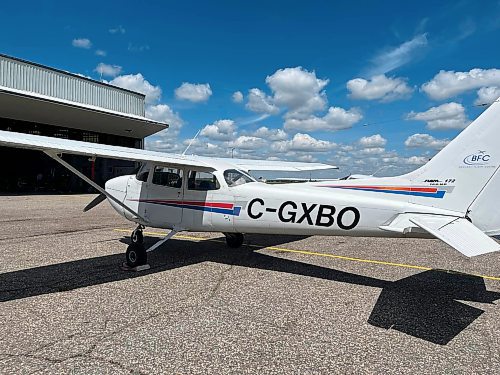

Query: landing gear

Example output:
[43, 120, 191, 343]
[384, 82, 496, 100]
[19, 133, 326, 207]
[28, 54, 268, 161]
[125, 243, 147, 267]
[131, 225, 144, 244]
[123, 228, 179, 271]
[224, 233, 244, 248]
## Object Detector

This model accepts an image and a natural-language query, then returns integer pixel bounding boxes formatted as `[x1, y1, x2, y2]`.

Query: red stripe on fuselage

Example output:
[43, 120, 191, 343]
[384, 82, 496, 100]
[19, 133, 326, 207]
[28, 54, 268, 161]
[327, 185, 438, 193]
[143, 199, 234, 209]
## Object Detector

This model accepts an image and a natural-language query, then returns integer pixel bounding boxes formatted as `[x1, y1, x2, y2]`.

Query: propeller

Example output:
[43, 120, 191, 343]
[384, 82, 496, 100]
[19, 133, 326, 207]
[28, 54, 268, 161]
[83, 193, 107, 212]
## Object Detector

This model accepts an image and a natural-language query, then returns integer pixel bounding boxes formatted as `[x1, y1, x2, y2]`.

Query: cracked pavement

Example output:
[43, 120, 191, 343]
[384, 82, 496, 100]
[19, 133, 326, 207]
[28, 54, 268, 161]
[1, 194, 500, 374]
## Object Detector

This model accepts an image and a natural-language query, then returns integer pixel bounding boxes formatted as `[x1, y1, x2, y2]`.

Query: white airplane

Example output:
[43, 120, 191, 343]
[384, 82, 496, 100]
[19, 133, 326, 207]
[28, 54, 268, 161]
[1, 99, 499, 269]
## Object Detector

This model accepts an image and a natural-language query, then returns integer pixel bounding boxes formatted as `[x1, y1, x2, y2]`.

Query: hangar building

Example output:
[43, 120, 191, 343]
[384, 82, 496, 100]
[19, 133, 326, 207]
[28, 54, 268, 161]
[0, 54, 167, 192]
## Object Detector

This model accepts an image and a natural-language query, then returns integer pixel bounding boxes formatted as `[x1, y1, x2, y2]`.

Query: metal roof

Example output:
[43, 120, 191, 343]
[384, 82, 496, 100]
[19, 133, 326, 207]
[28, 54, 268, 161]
[0, 54, 144, 97]
[0, 54, 167, 138]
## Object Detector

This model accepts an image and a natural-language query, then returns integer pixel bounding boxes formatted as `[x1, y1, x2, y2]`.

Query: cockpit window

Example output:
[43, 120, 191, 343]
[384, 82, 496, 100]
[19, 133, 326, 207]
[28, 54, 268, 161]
[188, 171, 220, 191]
[136, 164, 150, 182]
[224, 169, 256, 187]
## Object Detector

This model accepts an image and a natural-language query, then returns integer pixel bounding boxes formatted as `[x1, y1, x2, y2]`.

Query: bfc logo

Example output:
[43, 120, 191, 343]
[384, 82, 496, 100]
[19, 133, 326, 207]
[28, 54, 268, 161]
[463, 150, 491, 165]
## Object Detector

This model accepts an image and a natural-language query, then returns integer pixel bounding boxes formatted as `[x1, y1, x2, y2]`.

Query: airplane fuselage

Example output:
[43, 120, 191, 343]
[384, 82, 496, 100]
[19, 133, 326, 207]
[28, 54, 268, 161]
[105, 172, 459, 239]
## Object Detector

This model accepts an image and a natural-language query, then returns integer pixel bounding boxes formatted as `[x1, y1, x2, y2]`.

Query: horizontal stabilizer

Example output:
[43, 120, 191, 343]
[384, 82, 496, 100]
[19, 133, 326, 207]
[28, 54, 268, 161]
[409, 216, 500, 257]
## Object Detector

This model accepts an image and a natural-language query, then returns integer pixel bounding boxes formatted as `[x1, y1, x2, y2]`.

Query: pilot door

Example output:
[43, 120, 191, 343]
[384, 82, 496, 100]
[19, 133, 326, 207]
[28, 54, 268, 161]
[144, 166, 184, 228]
[181, 170, 225, 230]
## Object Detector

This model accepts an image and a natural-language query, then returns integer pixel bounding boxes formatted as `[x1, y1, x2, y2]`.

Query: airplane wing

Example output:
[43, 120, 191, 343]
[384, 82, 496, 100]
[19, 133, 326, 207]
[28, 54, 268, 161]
[0, 130, 212, 169]
[209, 157, 338, 172]
[0, 130, 337, 172]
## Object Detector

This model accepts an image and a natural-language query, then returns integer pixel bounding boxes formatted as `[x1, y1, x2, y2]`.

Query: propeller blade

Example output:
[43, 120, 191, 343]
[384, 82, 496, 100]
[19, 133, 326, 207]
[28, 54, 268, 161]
[83, 193, 107, 212]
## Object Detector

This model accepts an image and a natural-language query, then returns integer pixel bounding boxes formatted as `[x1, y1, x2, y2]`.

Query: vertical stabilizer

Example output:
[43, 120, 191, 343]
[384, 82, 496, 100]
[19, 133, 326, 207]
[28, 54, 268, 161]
[404, 99, 500, 216]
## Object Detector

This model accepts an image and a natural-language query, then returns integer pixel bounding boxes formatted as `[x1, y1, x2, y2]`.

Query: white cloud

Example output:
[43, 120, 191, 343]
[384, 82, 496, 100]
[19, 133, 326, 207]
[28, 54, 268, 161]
[251, 126, 288, 141]
[296, 154, 318, 163]
[145, 137, 184, 153]
[95, 63, 122, 77]
[246, 88, 279, 114]
[109, 25, 126, 34]
[367, 34, 428, 76]
[284, 106, 362, 132]
[404, 133, 449, 150]
[193, 142, 223, 156]
[406, 102, 470, 130]
[145, 104, 183, 134]
[358, 134, 387, 148]
[338, 145, 354, 152]
[109, 73, 162, 104]
[405, 156, 428, 165]
[357, 147, 386, 156]
[232, 91, 243, 103]
[95, 49, 107, 56]
[421, 68, 500, 100]
[175, 82, 212, 102]
[239, 113, 271, 126]
[72, 38, 92, 49]
[475, 86, 500, 106]
[347, 75, 413, 102]
[200, 119, 236, 141]
[128, 44, 150, 52]
[266, 67, 328, 117]
[271, 133, 336, 153]
[228, 136, 267, 150]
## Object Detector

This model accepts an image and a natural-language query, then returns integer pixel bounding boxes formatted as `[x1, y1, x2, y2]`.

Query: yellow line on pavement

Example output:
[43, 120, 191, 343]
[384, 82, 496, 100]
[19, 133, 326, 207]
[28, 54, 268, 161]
[113, 228, 500, 281]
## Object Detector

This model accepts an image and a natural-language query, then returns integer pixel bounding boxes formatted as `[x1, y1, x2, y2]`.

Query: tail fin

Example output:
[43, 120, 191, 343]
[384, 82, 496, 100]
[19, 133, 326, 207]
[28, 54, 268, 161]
[404, 98, 500, 224]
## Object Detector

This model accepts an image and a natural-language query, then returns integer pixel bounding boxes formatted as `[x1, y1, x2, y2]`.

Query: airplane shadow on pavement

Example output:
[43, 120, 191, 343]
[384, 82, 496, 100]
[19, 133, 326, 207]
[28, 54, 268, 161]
[1, 233, 499, 346]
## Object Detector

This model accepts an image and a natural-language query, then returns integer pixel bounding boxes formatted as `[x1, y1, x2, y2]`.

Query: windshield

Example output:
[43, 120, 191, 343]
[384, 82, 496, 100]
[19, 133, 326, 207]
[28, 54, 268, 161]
[224, 169, 256, 187]
[136, 163, 150, 182]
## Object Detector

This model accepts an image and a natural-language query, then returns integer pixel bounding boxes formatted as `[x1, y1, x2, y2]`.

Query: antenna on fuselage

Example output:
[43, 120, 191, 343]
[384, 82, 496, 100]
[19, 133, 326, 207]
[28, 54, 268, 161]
[372, 165, 393, 177]
[182, 129, 201, 156]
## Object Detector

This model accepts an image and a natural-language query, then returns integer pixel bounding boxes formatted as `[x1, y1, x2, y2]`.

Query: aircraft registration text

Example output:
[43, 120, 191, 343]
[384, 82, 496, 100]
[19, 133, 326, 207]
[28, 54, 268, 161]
[247, 198, 360, 230]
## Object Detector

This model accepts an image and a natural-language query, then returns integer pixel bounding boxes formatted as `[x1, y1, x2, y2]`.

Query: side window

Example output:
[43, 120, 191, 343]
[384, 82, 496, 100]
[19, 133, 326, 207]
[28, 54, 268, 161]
[136, 164, 150, 182]
[152, 166, 183, 188]
[187, 170, 220, 191]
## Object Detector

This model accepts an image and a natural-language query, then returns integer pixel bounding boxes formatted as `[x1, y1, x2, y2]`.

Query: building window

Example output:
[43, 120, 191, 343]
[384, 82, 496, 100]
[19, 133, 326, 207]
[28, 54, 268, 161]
[53, 128, 69, 139]
[83, 132, 99, 143]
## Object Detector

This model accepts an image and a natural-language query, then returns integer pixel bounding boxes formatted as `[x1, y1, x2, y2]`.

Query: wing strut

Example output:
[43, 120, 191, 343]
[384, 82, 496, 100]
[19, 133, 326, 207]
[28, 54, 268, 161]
[45, 151, 147, 223]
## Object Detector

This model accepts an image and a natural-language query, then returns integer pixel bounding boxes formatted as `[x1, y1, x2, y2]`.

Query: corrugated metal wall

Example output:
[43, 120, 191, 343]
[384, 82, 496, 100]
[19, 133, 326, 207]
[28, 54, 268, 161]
[0, 55, 145, 116]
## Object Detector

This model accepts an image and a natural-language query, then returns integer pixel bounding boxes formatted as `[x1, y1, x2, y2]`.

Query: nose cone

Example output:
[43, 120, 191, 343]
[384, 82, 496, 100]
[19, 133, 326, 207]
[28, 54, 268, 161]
[105, 175, 129, 193]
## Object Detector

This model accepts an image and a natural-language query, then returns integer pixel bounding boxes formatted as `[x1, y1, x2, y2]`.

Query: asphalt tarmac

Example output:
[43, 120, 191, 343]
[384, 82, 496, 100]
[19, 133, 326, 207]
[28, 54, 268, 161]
[1, 194, 500, 374]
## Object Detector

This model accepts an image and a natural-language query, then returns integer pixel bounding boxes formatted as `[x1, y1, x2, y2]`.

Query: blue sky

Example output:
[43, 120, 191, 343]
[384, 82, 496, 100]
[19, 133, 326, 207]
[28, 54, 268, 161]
[1, 0, 500, 177]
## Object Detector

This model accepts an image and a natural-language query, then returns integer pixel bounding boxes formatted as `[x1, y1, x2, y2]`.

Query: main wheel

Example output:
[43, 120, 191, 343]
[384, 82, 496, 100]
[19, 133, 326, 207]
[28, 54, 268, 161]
[224, 233, 244, 248]
[125, 243, 147, 267]
[131, 228, 144, 244]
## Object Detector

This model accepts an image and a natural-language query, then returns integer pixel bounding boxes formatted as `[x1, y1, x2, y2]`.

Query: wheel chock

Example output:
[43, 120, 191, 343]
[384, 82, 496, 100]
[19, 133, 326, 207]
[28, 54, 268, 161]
[120, 262, 151, 272]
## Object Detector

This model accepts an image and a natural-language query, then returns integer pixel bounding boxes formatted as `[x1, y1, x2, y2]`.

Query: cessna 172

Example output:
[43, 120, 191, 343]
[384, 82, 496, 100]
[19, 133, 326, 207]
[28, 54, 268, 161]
[1, 98, 500, 268]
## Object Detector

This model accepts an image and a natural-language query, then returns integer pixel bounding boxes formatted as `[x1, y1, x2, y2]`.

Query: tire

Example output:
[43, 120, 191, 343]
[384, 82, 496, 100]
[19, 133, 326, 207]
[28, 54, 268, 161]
[131, 229, 144, 245]
[224, 233, 244, 248]
[125, 243, 147, 267]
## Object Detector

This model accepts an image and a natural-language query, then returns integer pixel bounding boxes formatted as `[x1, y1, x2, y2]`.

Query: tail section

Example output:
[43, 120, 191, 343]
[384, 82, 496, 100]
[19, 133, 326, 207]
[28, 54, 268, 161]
[404, 98, 500, 224]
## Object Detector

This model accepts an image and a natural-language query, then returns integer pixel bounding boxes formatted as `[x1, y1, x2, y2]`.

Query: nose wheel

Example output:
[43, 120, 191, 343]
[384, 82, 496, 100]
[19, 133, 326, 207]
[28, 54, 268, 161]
[131, 225, 144, 244]
[123, 228, 179, 271]
[125, 243, 147, 268]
